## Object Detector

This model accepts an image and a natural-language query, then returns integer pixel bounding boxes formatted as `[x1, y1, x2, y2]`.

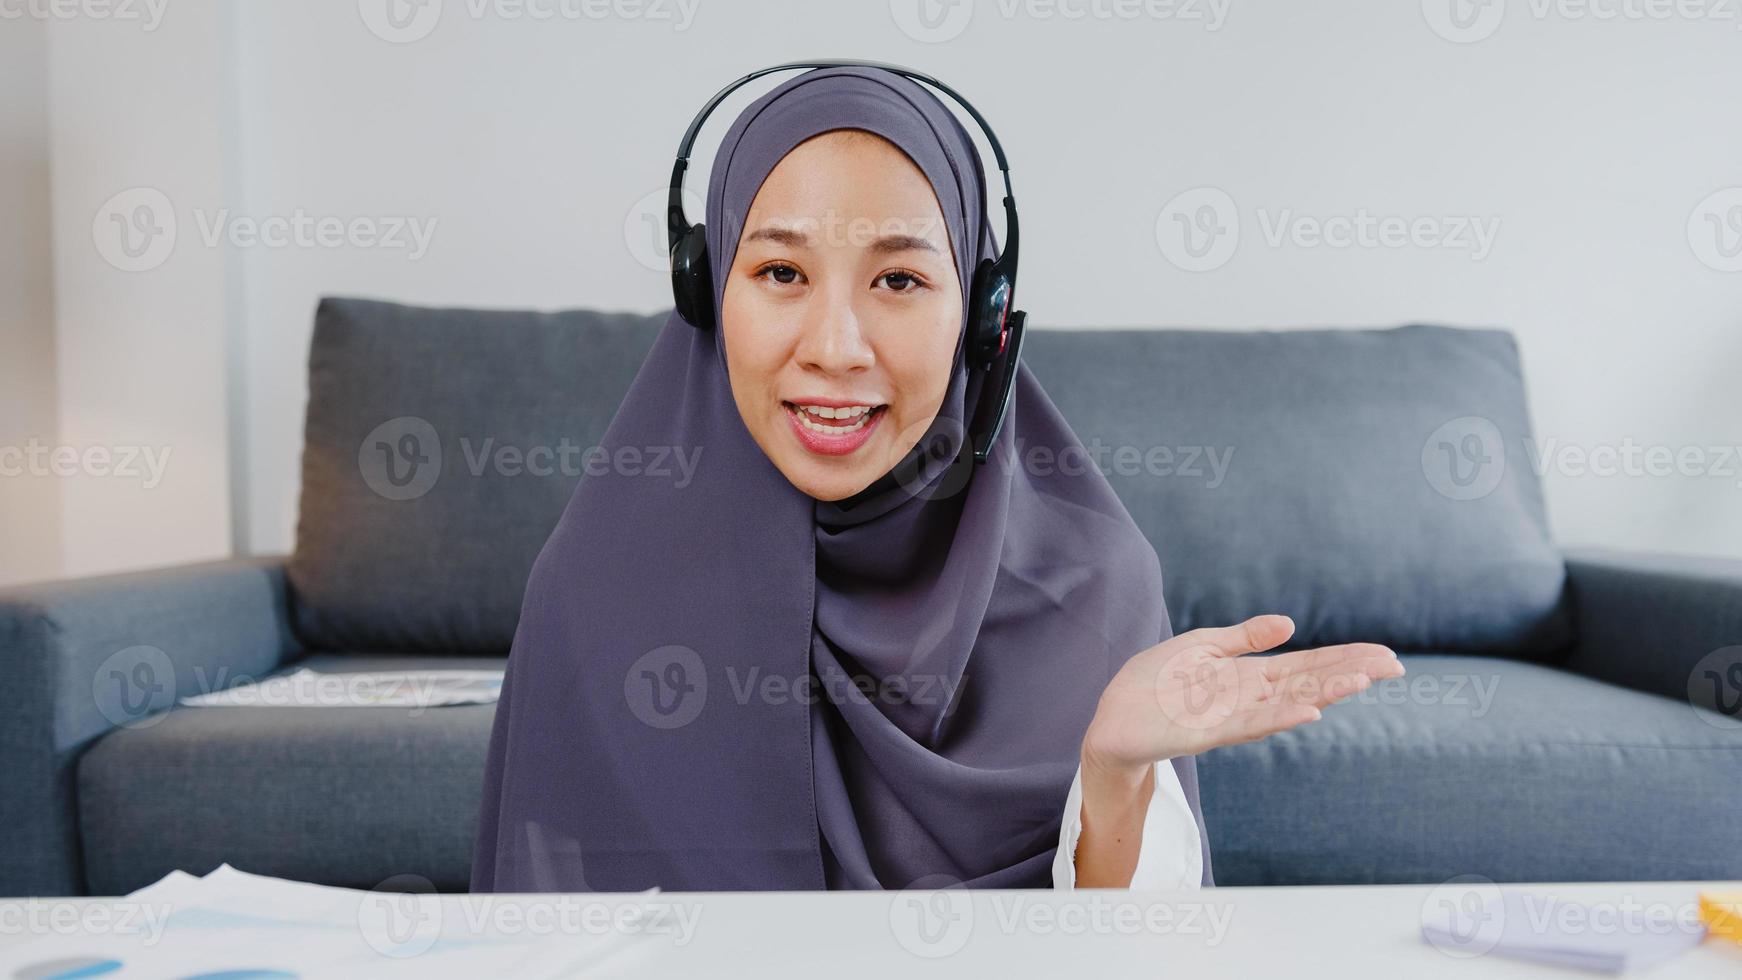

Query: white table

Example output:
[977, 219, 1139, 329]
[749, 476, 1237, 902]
[3, 880, 1739, 977]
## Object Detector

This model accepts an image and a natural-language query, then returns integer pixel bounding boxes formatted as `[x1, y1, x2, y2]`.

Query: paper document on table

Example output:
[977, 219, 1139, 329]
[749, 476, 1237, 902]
[177, 668, 503, 708]
[3, 863, 659, 979]
[1420, 888, 1708, 973]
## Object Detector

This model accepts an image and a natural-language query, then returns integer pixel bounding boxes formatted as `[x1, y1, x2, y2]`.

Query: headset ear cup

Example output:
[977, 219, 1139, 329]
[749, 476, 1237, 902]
[968, 258, 1012, 371]
[968, 258, 991, 368]
[670, 224, 716, 330]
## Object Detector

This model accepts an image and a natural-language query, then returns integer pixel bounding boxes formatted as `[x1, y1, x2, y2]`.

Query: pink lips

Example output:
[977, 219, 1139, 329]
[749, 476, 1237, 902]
[783, 402, 886, 456]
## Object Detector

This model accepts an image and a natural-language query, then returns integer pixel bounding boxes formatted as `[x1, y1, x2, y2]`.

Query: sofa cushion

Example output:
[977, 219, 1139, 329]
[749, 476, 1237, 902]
[1198, 654, 1742, 885]
[77, 653, 502, 895]
[79, 653, 1740, 893]
[1022, 325, 1571, 656]
[289, 298, 664, 654]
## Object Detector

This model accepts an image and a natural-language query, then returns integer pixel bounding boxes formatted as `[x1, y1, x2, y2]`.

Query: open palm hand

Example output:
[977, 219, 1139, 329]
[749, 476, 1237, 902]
[1082, 615, 1404, 774]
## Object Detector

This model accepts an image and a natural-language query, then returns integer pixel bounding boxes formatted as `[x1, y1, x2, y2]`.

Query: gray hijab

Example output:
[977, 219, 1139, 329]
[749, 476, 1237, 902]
[471, 65, 1213, 891]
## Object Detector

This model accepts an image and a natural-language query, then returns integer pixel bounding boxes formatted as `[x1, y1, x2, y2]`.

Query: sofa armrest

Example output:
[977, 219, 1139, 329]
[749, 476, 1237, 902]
[0, 557, 295, 896]
[1561, 547, 1742, 708]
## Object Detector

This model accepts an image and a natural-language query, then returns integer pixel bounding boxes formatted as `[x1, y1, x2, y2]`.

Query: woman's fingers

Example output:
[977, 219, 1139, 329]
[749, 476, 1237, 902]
[1181, 614, 1296, 659]
[1156, 634, 1406, 753]
[1266, 654, 1406, 709]
[1212, 700, 1322, 748]
[1204, 661, 1391, 749]
[1258, 642, 1395, 682]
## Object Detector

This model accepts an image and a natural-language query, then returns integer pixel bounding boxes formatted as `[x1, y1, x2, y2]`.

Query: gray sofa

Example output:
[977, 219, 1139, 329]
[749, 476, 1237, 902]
[4, 297, 1738, 897]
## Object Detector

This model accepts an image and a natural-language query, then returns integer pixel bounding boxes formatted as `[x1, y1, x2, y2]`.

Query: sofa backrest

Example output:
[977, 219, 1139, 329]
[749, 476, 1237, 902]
[290, 299, 1570, 657]
[289, 297, 662, 653]
[1022, 325, 1570, 656]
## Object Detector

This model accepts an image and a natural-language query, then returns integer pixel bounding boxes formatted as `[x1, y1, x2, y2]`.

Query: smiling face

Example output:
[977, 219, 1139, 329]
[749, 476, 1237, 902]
[720, 129, 964, 502]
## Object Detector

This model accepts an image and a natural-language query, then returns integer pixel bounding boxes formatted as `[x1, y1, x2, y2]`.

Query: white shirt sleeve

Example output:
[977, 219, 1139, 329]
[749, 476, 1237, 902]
[1052, 759, 1204, 889]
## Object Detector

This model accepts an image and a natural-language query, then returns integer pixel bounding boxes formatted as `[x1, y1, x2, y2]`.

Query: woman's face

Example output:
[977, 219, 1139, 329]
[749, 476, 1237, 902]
[720, 129, 964, 502]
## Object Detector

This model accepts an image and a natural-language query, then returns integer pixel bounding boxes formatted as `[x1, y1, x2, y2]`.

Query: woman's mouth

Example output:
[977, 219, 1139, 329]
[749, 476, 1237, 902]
[782, 401, 888, 456]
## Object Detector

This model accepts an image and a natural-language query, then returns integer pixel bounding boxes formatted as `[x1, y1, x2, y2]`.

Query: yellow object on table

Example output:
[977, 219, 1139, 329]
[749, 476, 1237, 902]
[1700, 892, 1742, 943]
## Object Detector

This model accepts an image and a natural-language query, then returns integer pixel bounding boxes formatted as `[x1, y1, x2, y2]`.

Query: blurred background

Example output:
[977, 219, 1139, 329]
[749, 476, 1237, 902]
[3, 0, 1740, 587]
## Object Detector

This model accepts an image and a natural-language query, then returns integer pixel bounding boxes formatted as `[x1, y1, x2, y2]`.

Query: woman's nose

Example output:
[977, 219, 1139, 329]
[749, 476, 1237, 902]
[793, 295, 874, 376]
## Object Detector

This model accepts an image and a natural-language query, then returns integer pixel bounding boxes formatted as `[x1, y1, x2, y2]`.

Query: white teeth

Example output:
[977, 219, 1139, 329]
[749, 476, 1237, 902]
[795, 404, 872, 419]
[791, 404, 879, 435]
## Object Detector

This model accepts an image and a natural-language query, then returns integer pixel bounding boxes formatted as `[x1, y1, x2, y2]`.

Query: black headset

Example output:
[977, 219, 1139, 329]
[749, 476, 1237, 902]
[667, 59, 1027, 465]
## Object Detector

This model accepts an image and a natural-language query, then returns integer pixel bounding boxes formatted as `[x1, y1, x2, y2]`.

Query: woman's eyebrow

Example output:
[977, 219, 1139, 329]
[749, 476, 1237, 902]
[869, 234, 940, 254]
[744, 225, 810, 247]
[744, 226, 941, 255]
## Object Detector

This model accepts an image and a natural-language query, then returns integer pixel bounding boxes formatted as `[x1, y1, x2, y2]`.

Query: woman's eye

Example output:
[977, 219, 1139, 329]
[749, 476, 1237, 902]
[879, 270, 925, 292]
[755, 263, 802, 285]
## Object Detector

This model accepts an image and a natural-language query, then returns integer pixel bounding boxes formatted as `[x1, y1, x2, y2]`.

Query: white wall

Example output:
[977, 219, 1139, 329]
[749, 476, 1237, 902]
[45, 3, 235, 578]
[0, 17, 61, 587]
[19, 0, 1742, 573]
